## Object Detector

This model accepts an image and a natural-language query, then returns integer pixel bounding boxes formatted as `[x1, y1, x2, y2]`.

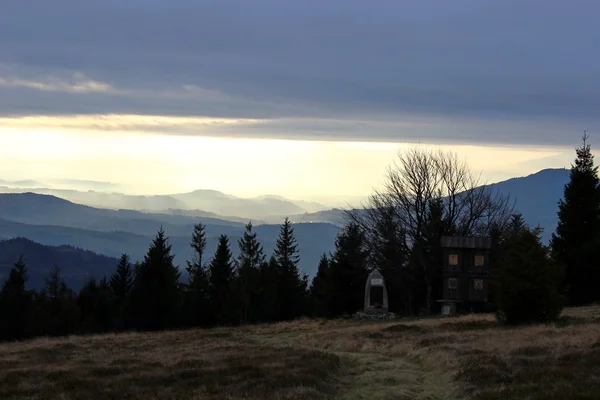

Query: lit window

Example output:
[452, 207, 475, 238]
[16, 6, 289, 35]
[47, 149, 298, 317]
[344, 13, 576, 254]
[474, 279, 484, 290]
[474, 255, 484, 267]
[449, 254, 458, 266]
[448, 278, 458, 289]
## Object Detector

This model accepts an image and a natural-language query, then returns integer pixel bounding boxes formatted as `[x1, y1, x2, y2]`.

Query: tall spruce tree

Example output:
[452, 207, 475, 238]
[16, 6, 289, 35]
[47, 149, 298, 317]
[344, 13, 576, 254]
[274, 217, 307, 320]
[186, 223, 207, 284]
[329, 222, 370, 316]
[236, 222, 265, 324]
[310, 253, 332, 317]
[108, 253, 134, 330]
[551, 133, 600, 305]
[183, 223, 210, 327]
[0, 256, 32, 341]
[208, 234, 236, 325]
[131, 228, 182, 330]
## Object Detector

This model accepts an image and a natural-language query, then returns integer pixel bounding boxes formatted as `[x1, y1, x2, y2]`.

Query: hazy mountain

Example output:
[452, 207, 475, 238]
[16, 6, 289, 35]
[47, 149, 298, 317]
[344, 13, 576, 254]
[265, 209, 348, 226]
[0, 237, 119, 291]
[0, 168, 573, 288]
[252, 195, 327, 213]
[0, 193, 245, 237]
[0, 207, 339, 279]
[486, 168, 570, 242]
[0, 186, 188, 211]
[147, 208, 264, 225]
[0, 186, 330, 218]
[170, 190, 325, 217]
[283, 168, 571, 243]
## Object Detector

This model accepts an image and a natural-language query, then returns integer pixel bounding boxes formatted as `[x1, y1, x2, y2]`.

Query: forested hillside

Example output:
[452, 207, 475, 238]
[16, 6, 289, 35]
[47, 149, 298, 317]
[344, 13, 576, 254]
[0, 238, 118, 290]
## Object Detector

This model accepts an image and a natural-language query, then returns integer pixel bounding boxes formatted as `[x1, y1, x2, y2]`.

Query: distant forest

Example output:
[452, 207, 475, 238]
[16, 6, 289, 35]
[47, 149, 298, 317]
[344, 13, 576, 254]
[0, 238, 119, 290]
[1, 140, 598, 340]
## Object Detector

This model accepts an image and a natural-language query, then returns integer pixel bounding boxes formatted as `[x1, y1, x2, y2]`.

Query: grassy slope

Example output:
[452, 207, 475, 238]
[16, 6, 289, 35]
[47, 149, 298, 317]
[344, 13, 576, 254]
[2, 306, 600, 399]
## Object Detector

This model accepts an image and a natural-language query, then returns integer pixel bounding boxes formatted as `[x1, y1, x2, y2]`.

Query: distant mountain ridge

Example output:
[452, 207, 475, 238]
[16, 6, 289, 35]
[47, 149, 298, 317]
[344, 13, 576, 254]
[485, 168, 569, 242]
[0, 197, 340, 279]
[279, 168, 571, 242]
[266, 208, 347, 226]
[0, 186, 329, 219]
[0, 192, 245, 236]
[0, 167, 573, 289]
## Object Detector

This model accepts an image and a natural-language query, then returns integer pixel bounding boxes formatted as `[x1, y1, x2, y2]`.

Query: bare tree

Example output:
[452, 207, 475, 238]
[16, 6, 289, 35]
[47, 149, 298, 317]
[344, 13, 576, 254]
[346, 147, 514, 312]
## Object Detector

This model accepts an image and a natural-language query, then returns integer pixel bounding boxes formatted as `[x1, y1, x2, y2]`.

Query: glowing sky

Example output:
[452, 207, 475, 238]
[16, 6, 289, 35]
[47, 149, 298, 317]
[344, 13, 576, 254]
[1, 1, 598, 201]
[0, 115, 575, 201]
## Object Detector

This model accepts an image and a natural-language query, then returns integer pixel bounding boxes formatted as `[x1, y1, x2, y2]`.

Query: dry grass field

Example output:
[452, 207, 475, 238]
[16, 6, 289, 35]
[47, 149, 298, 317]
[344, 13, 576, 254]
[2, 306, 600, 399]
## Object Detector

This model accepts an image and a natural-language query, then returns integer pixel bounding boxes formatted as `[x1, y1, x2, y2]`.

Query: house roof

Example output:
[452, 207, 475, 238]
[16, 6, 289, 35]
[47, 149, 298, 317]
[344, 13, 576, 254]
[440, 236, 492, 249]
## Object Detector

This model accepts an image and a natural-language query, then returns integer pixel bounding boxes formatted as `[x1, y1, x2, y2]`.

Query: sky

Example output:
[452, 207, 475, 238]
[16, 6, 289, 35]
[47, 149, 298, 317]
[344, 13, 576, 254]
[1, 0, 598, 200]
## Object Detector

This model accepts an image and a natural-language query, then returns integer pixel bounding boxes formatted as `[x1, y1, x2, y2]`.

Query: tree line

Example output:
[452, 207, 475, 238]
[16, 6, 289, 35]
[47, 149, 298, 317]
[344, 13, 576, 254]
[0, 135, 598, 339]
[0, 218, 311, 341]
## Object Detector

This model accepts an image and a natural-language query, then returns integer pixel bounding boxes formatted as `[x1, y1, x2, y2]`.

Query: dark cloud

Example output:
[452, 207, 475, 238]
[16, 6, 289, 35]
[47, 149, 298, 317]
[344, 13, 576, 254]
[1, 0, 599, 146]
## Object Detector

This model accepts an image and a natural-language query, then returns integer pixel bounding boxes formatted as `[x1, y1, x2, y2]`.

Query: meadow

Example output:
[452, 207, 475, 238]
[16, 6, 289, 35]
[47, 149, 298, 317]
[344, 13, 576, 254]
[2, 306, 600, 399]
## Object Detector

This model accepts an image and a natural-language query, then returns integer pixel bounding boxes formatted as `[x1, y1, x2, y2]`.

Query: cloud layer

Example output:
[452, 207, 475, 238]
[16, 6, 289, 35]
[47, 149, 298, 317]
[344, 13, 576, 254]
[1, 0, 599, 146]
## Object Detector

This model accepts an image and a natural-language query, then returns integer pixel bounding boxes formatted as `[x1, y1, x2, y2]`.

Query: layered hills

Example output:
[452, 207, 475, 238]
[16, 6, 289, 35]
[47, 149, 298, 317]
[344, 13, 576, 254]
[0, 168, 571, 289]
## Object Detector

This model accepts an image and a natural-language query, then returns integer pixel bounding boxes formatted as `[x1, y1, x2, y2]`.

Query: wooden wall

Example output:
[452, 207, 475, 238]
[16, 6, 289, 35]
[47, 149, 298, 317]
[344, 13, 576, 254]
[441, 246, 490, 303]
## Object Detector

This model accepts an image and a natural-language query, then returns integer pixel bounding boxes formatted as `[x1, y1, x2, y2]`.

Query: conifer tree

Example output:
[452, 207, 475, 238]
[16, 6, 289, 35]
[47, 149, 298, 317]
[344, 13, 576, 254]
[310, 253, 332, 317]
[497, 214, 564, 325]
[208, 234, 236, 325]
[78, 277, 99, 333]
[274, 217, 306, 320]
[186, 223, 207, 284]
[36, 265, 79, 336]
[275, 218, 300, 268]
[183, 223, 210, 327]
[236, 222, 265, 324]
[256, 255, 279, 322]
[0, 256, 32, 340]
[77, 277, 111, 333]
[108, 253, 134, 330]
[328, 222, 370, 316]
[109, 254, 134, 300]
[551, 133, 600, 305]
[131, 228, 182, 330]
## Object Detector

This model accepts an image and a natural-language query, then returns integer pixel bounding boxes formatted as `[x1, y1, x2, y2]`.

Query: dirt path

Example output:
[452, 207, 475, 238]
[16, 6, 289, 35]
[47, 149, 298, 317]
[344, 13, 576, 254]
[247, 322, 463, 400]
[331, 351, 460, 400]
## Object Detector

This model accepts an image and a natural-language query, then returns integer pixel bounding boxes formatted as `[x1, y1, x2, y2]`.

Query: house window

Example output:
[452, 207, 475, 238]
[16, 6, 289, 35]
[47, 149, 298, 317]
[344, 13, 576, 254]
[474, 279, 484, 290]
[448, 278, 458, 289]
[449, 254, 458, 266]
[474, 254, 485, 267]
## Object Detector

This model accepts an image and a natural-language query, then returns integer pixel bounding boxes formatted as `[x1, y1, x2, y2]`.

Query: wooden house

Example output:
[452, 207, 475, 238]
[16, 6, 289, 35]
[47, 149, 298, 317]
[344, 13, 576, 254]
[440, 236, 492, 308]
